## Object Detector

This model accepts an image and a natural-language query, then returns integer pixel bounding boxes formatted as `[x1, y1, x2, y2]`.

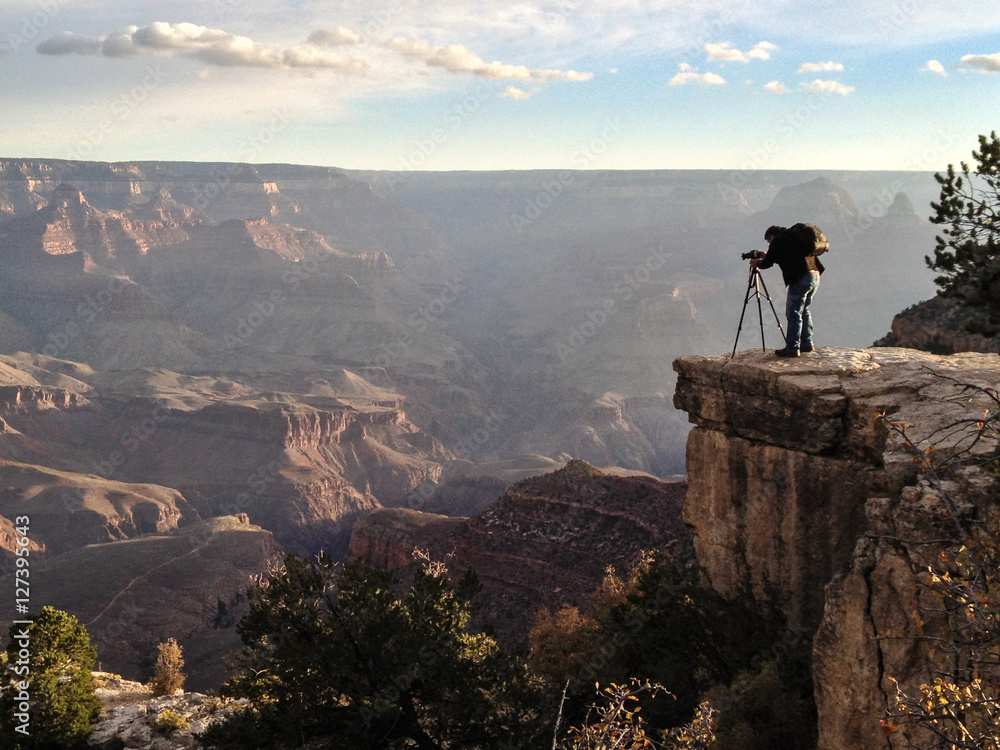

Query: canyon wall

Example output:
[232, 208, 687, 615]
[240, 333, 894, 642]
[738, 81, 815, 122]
[674, 346, 1000, 750]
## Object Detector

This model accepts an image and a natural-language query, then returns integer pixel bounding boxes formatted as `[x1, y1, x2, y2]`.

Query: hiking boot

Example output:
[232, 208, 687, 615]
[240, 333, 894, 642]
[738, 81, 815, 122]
[775, 347, 799, 358]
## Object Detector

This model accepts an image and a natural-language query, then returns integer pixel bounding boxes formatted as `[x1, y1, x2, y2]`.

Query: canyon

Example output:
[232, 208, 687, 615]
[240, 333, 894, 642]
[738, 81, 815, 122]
[0, 158, 962, 703]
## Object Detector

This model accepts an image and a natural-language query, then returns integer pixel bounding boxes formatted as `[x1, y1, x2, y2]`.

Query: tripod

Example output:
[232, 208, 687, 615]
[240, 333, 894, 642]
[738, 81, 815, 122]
[731, 260, 784, 358]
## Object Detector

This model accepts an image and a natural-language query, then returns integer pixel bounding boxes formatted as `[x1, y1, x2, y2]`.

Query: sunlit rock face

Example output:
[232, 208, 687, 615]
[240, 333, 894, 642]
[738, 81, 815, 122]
[674, 346, 1000, 750]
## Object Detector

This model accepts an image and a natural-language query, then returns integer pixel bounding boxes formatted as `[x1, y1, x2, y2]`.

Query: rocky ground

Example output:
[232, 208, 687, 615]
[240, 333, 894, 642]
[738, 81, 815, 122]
[89, 673, 240, 750]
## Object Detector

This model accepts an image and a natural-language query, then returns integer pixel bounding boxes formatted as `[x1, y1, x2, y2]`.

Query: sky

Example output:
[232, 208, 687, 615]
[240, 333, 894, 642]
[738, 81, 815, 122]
[1, 0, 998, 173]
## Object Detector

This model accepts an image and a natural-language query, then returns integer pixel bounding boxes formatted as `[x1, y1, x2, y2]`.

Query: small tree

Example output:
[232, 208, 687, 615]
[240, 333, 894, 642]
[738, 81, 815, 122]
[199, 552, 549, 750]
[877, 375, 1000, 746]
[886, 526, 1000, 748]
[926, 131, 1000, 333]
[557, 681, 715, 750]
[0, 606, 103, 750]
[149, 638, 186, 697]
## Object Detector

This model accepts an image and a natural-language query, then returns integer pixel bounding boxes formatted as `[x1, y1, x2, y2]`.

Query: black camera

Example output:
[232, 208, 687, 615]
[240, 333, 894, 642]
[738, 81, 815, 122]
[741, 249, 764, 260]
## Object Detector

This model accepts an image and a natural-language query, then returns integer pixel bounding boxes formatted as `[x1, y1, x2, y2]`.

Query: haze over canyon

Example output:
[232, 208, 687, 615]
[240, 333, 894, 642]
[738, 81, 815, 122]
[0, 158, 942, 684]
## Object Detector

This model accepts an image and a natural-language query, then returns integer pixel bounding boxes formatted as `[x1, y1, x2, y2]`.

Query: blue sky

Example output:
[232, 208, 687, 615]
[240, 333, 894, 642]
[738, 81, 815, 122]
[1, 0, 997, 172]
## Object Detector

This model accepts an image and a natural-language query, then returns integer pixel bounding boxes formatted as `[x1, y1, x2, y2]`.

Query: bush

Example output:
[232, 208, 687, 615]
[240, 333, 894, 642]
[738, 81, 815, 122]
[149, 638, 185, 697]
[529, 551, 817, 747]
[154, 708, 190, 734]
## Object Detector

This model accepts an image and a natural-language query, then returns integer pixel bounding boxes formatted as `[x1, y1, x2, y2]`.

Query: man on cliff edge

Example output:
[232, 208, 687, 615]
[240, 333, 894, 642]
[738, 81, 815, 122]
[751, 224, 824, 357]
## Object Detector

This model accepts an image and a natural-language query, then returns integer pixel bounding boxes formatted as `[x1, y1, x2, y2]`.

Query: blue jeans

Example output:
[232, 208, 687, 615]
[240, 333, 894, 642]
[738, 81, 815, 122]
[784, 271, 820, 351]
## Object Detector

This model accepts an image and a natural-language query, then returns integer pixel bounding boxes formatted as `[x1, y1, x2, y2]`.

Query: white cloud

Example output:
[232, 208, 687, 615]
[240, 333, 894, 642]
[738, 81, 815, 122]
[501, 86, 532, 100]
[798, 61, 844, 73]
[921, 59, 947, 75]
[801, 78, 855, 95]
[387, 37, 593, 81]
[36, 21, 368, 73]
[764, 80, 788, 93]
[307, 28, 363, 47]
[961, 52, 1000, 72]
[705, 41, 777, 62]
[669, 63, 725, 85]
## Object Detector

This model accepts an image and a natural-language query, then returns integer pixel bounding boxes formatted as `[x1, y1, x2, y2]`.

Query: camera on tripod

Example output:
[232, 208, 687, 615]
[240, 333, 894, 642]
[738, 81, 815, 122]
[732, 249, 783, 357]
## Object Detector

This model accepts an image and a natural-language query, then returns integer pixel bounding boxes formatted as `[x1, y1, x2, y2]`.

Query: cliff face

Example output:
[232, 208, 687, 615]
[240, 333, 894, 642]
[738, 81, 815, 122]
[674, 346, 1000, 750]
[0, 377, 444, 558]
[876, 295, 1000, 354]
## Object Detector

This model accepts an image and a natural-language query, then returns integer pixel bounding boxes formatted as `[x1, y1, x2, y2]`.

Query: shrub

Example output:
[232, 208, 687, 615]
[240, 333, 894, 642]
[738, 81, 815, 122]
[149, 638, 185, 697]
[154, 708, 190, 734]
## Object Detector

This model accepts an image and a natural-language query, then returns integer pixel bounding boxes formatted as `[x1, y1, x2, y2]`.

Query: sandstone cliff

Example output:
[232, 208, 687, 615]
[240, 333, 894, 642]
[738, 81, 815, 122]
[876, 294, 1000, 354]
[348, 459, 690, 642]
[0, 356, 447, 558]
[674, 346, 1000, 750]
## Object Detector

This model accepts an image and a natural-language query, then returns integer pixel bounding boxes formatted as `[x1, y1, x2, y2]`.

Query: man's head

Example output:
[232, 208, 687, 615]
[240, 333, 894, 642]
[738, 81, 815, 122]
[764, 225, 783, 244]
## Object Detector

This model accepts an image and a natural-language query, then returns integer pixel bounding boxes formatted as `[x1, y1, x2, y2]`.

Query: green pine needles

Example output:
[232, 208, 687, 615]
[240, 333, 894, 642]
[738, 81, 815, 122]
[0, 606, 103, 750]
[927, 131, 1000, 335]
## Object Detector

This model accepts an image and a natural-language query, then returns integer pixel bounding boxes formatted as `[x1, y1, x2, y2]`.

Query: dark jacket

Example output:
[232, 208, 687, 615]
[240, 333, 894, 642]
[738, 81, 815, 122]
[757, 227, 825, 286]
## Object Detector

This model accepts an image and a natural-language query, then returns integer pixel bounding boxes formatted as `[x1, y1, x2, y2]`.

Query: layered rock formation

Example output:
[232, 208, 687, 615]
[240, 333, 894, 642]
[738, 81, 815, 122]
[876, 294, 1000, 354]
[674, 346, 1000, 750]
[0, 356, 446, 558]
[348, 459, 689, 642]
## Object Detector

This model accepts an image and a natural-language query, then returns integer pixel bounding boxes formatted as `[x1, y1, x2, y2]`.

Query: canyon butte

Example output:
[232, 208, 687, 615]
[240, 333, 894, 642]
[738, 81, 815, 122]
[1, 158, 996, 749]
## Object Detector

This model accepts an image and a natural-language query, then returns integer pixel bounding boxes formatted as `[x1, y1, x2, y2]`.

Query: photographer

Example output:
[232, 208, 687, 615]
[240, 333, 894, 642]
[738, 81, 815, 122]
[750, 224, 824, 357]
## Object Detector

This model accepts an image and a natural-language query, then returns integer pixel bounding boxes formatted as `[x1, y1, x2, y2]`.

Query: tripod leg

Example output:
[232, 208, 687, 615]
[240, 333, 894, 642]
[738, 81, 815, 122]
[755, 272, 766, 350]
[731, 265, 758, 357]
[757, 274, 784, 335]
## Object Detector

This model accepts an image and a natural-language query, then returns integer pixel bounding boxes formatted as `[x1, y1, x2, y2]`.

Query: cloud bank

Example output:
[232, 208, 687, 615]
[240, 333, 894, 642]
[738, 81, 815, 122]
[37, 22, 368, 72]
[34, 22, 593, 85]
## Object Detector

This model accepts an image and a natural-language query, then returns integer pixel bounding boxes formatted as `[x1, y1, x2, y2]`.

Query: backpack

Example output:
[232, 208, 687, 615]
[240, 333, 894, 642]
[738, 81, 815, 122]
[788, 223, 829, 257]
